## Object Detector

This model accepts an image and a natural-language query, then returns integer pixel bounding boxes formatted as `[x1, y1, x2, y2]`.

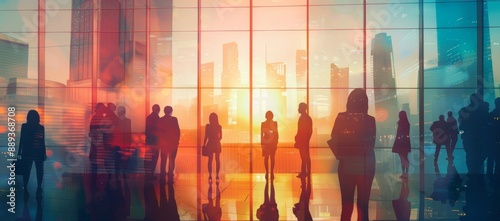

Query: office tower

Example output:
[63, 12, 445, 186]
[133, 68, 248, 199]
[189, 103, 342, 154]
[296, 49, 307, 87]
[0, 34, 29, 82]
[330, 63, 349, 121]
[266, 62, 287, 115]
[221, 42, 240, 127]
[202, 62, 216, 122]
[371, 33, 399, 147]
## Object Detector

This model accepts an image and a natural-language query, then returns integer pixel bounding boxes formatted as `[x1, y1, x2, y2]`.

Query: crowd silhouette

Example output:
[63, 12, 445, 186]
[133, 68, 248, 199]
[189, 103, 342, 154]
[13, 89, 500, 220]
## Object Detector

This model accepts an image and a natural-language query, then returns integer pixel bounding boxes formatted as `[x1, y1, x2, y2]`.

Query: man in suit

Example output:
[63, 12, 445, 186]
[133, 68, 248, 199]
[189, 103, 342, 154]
[295, 102, 312, 178]
[145, 104, 160, 180]
[159, 106, 181, 182]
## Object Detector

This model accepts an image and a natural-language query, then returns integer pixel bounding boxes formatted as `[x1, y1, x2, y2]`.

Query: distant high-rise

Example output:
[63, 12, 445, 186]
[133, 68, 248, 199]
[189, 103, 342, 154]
[296, 49, 307, 87]
[68, 0, 173, 99]
[201, 62, 215, 121]
[222, 42, 240, 88]
[371, 33, 399, 146]
[266, 62, 287, 115]
[0, 34, 28, 81]
[330, 63, 349, 120]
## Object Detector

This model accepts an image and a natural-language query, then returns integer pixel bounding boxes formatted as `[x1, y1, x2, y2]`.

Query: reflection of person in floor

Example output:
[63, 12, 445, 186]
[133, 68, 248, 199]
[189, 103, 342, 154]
[89, 178, 131, 221]
[202, 182, 222, 221]
[293, 175, 312, 221]
[256, 178, 279, 220]
[430, 162, 462, 206]
[159, 180, 180, 221]
[392, 179, 410, 221]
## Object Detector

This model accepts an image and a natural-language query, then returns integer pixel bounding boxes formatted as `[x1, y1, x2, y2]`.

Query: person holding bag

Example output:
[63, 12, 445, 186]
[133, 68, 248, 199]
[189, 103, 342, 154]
[392, 110, 411, 179]
[261, 111, 279, 179]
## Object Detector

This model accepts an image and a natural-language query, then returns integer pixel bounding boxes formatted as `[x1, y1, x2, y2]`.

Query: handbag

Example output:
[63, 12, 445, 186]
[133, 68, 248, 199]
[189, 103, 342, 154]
[202, 145, 209, 157]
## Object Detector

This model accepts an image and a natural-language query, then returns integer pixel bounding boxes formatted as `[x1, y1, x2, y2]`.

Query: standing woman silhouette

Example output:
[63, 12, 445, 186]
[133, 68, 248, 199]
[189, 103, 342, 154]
[392, 111, 411, 179]
[19, 110, 47, 199]
[261, 110, 278, 179]
[203, 113, 222, 182]
[331, 88, 376, 221]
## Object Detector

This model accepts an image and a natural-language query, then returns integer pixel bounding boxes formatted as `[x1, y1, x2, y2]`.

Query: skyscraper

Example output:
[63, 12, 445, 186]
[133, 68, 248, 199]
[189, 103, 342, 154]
[266, 62, 287, 115]
[296, 49, 307, 87]
[221, 42, 240, 127]
[371, 33, 399, 147]
[330, 63, 349, 121]
[0, 34, 28, 82]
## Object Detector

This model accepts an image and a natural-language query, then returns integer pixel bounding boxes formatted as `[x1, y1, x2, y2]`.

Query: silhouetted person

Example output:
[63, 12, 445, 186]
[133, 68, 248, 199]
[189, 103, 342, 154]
[293, 175, 312, 221]
[104, 103, 119, 181]
[489, 98, 500, 181]
[330, 88, 376, 221]
[89, 103, 107, 190]
[115, 106, 132, 179]
[261, 110, 278, 180]
[256, 178, 279, 221]
[295, 102, 312, 178]
[447, 111, 459, 158]
[392, 179, 410, 221]
[158, 106, 181, 182]
[145, 104, 161, 180]
[459, 93, 489, 178]
[203, 113, 222, 182]
[202, 182, 222, 221]
[19, 110, 46, 199]
[430, 115, 451, 164]
[392, 110, 411, 179]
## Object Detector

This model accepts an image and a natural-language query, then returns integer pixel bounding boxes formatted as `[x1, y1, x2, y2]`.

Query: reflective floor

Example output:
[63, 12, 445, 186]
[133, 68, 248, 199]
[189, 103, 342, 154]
[1, 148, 499, 221]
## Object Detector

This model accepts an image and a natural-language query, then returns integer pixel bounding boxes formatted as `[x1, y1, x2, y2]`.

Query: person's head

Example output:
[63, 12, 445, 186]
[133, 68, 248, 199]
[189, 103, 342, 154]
[265, 110, 274, 121]
[469, 93, 482, 105]
[439, 115, 445, 121]
[152, 104, 160, 114]
[298, 103, 308, 114]
[447, 111, 453, 117]
[495, 97, 500, 109]
[95, 103, 106, 115]
[164, 106, 173, 116]
[117, 106, 126, 117]
[346, 88, 368, 114]
[107, 103, 116, 112]
[399, 110, 408, 122]
[26, 110, 40, 124]
[209, 112, 219, 125]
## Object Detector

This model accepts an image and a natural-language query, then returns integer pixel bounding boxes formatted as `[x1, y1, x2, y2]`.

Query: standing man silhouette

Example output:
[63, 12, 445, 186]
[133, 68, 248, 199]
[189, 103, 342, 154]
[159, 106, 180, 182]
[116, 106, 132, 179]
[430, 115, 451, 164]
[295, 102, 312, 178]
[145, 104, 160, 180]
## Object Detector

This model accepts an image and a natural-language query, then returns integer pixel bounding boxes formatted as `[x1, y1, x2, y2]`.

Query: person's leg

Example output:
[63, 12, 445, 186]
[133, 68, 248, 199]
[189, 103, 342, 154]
[304, 148, 311, 175]
[434, 144, 441, 163]
[34, 161, 44, 195]
[151, 147, 159, 175]
[402, 152, 409, 174]
[114, 147, 121, 178]
[398, 153, 405, 175]
[445, 143, 453, 161]
[215, 153, 221, 179]
[168, 148, 178, 176]
[23, 160, 34, 190]
[357, 172, 374, 221]
[270, 150, 276, 175]
[264, 155, 269, 175]
[338, 173, 355, 221]
[160, 148, 167, 176]
[208, 154, 213, 180]
[299, 148, 306, 176]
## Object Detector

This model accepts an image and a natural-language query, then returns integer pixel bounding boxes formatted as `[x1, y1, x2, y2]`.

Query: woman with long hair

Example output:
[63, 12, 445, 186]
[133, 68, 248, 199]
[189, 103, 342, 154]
[392, 110, 411, 178]
[261, 110, 278, 179]
[203, 113, 222, 182]
[330, 88, 376, 221]
[19, 110, 46, 199]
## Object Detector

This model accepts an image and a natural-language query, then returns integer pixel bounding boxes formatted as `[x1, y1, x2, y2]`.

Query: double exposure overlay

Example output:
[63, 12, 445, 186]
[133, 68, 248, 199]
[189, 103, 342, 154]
[1, 0, 500, 220]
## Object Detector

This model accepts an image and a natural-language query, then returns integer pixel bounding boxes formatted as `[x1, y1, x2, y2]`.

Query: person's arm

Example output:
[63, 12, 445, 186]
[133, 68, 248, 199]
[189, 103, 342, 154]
[126, 118, 132, 146]
[174, 118, 181, 145]
[18, 124, 25, 157]
[275, 121, 279, 143]
[42, 125, 47, 161]
[260, 122, 265, 146]
[203, 125, 208, 146]
[368, 116, 376, 148]
[218, 125, 222, 141]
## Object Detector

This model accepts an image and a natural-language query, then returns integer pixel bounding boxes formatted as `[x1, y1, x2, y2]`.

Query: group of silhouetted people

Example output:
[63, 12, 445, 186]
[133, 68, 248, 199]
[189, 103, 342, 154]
[89, 102, 132, 188]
